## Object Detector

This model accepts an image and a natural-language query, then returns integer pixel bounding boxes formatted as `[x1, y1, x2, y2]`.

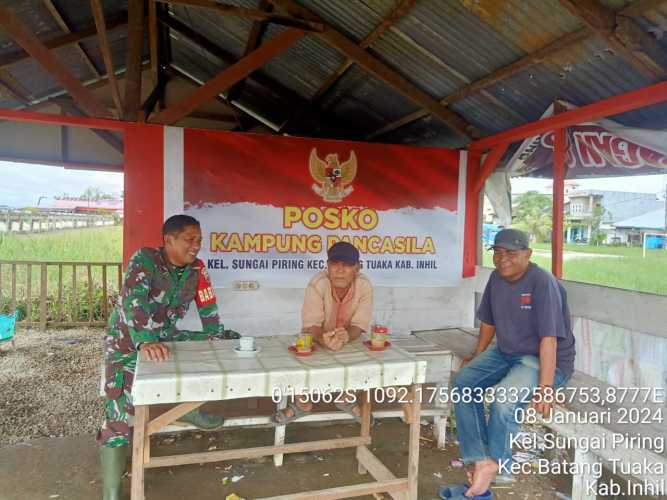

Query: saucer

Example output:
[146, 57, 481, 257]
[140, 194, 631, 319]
[234, 346, 261, 357]
[363, 340, 392, 352]
[288, 345, 317, 357]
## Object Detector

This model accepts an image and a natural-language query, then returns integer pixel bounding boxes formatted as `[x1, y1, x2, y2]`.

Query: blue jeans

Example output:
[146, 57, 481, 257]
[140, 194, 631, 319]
[452, 346, 568, 464]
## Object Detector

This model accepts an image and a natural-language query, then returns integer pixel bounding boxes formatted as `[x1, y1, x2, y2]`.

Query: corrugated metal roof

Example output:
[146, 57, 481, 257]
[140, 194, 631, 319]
[321, 64, 419, 124]
[0, 0, 62, 57]
[171, 34, 228, 83]
[4, 0, 667, 161]
[54, 0, 127, 32]
[450, 92, 522, 134]
[479, 36, 654, 125]
[395, 0, 580, 83]
[170, 3, 253, 60]
[378, 113, 466, 148]
[79, 25, 129, 76]
[299, 0, 398, 42]
[632, 4, 667, 56]
[368, 27, 462, 98]
[258, 24, 347, 100]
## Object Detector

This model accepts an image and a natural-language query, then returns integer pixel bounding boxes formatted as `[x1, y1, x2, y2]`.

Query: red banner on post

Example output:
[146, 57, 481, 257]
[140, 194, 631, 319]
[173, 130, 464, 287]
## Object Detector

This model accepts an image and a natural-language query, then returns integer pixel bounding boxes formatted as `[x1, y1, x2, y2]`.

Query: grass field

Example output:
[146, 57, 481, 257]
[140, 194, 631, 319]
[0, 227, 123, 319]
[0, 226, 122, 262]
[482, 242, 667, 296]
[1, 227, 665, 303]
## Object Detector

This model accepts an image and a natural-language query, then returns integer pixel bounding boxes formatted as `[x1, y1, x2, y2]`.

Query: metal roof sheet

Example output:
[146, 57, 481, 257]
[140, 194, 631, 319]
[4, 0, 667, 156]
[258, 24, 347, 100]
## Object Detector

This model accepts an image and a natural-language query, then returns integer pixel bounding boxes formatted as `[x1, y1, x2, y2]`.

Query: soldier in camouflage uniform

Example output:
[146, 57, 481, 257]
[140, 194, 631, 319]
[98, 214, 239, 500]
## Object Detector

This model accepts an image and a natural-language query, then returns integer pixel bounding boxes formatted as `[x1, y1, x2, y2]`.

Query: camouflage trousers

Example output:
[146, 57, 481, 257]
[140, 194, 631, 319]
[97, 330, 235, 448]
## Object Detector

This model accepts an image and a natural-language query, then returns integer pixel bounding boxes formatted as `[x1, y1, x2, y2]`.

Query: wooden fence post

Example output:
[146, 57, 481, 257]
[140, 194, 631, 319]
[0, 260, 119, 328]
[40, 264, 47, 330]
[26, 263, 32, 321]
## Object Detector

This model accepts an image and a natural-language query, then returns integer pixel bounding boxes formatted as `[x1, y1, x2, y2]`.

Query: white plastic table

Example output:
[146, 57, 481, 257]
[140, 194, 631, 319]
[130, 337, 427, 500]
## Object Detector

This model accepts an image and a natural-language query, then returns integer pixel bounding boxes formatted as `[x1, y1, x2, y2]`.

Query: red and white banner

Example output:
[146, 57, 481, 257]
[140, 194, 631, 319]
[159, 128, 465, 287]
[507, 101, 667, 178]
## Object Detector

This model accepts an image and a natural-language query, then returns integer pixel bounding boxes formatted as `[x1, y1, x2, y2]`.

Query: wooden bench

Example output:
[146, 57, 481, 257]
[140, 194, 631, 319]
[422, 327, 667, 500]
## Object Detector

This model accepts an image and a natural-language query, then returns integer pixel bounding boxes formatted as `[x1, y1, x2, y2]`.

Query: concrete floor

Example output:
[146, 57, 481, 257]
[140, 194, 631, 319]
[0, 419, 567, 500]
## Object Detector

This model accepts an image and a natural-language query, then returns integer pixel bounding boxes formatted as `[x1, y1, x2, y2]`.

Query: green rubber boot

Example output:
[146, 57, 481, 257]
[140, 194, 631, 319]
[100, 445, 127, 500]
[177, 408, 225, 430]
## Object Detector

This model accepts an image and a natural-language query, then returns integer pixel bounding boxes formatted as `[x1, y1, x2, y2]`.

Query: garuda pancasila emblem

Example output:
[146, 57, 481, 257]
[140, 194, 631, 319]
[309, 148, 357, 203]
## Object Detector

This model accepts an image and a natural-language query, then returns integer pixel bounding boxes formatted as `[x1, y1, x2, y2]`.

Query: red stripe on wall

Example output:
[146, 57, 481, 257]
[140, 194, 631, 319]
[123, 123, 164, 266]
[183, 130, 460, 211]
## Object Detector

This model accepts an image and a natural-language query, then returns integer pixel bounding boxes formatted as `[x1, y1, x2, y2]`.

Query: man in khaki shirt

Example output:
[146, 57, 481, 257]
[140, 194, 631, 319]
[272, 241, 374, 424]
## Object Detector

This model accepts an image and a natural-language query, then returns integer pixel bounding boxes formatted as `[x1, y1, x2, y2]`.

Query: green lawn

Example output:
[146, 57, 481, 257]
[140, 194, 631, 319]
[482, 244, 667, 296]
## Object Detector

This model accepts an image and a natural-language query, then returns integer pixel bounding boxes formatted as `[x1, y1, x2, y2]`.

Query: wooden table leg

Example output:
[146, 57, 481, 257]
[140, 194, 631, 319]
[407, 384, 422, 500]
[273, 396, 287, 467]
[144, 407, 151, 465]
[131, 405, 148, 500]
[358, 389, 372, 474]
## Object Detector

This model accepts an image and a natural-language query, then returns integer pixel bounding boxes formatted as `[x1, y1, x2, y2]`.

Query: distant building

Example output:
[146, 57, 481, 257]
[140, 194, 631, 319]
[49, 198, 123, 215]
[611, 208, 666, 246]
[484, 185, 664, 244]
[564, 189, 662, 244]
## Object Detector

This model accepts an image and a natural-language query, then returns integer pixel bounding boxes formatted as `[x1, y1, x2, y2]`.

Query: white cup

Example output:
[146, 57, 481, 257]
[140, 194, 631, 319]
[239, 337, 255, 351]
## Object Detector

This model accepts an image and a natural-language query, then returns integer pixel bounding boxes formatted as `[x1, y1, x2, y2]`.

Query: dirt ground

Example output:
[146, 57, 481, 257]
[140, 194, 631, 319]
[0, 327, 571, 500]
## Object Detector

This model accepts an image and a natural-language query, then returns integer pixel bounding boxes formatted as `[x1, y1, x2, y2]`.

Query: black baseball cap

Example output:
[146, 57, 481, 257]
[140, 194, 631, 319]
[327, 241, 360, 264]
[492, 228, 529, 250]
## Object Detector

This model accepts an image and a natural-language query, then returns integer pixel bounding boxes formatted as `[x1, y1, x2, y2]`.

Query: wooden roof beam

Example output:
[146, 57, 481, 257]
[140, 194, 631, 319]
[267, 0, 478, 140]
[123, 0, 145, 121]
[166, 64, 261, 131]
[156, 0, 323, 31]
[161, 13, 364, 137]
[559, 0, 667, 79]
[149, 0, 159, 86]
[159, 13, 303, 106]
[150, 28, 305, 125]
[90, 0, 124, 117]
[227, 0, 272, 102]
[0, 14, 127, 70]
[42, 0, 100, 78]
[0, 6, 111, 118]
[13, 61, 148, 116]
[310, 0, 417, 104]
[367, 27, 591, 140]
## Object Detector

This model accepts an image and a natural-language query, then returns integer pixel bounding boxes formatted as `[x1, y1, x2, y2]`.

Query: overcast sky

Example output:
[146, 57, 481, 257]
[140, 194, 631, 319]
[0, 161, 665, 208]
[513, 174, 667, 197]
[0, 161, 124, 207]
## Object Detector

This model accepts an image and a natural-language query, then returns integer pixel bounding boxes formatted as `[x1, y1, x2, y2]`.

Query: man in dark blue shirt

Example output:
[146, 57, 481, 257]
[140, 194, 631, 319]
[444, 228, 575, 498]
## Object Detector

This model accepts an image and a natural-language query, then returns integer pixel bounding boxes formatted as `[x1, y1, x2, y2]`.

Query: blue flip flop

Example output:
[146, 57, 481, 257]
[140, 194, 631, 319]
[438, 483, 493, 500]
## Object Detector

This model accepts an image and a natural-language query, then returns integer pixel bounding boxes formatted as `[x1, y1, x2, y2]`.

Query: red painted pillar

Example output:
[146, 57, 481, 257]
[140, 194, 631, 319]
[123, 123, 164, 267]
[463, 150, 482, 277]
[552, 128, 566, 278]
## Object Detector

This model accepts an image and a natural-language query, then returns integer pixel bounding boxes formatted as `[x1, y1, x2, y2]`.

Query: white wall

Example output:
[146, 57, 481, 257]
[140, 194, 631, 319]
[180, 280, 478, 338]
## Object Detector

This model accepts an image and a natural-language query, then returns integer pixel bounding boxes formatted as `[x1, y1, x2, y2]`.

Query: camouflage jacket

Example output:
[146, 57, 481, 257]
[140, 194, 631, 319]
[105, 247, 222, 355]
